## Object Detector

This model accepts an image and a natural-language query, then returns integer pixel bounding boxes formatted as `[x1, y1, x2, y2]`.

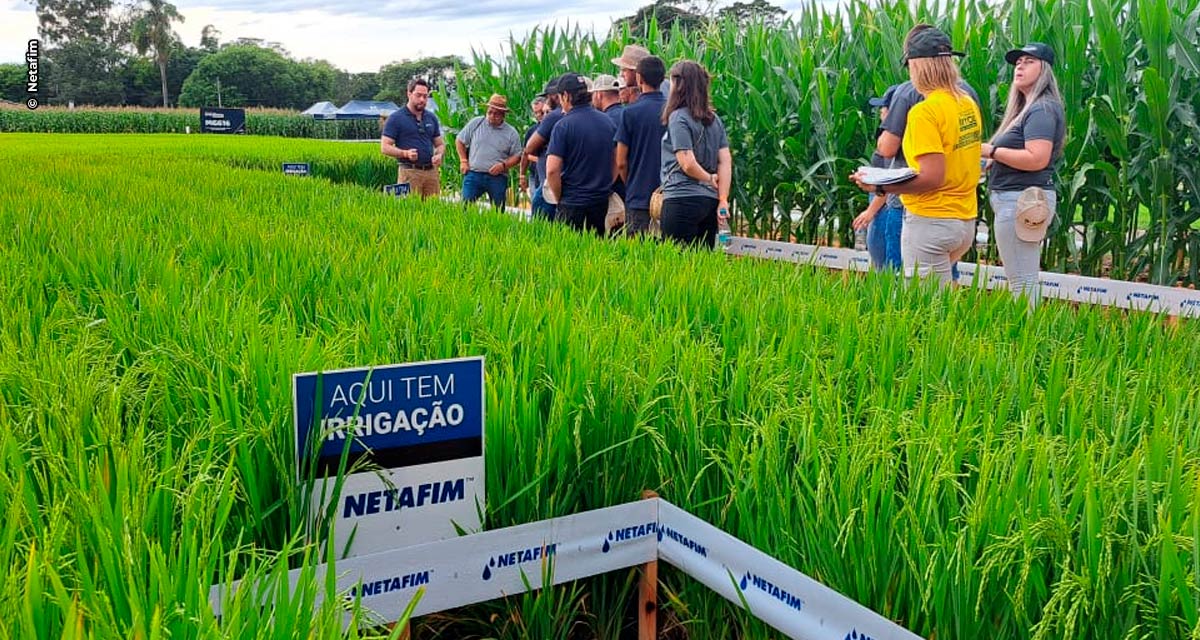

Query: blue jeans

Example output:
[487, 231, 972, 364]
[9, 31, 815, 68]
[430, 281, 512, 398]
[867, 204, 904, 271]
[531, 186, 557, 221]
[462, 172, 508, 210]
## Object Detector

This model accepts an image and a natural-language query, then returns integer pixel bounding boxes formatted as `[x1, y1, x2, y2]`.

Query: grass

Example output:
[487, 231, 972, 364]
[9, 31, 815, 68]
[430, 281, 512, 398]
[1, 133, 1198, 639]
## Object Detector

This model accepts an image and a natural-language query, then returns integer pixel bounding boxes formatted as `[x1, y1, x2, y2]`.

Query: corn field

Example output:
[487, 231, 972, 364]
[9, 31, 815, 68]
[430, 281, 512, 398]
[2, 133, 1198, 638]
[450, 0, 1200, 286]
[0, 106, 383, 140]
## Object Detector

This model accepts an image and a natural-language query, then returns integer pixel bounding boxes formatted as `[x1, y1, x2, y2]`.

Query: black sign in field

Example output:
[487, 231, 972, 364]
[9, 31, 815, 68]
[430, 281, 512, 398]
[200, 108, 246, 134]
[283, 163, 310, 176]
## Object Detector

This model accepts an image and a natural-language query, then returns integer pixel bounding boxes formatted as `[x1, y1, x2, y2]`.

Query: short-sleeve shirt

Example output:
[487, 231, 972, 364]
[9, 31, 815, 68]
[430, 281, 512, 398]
[547, 104, 617, 207]
[660, 108, 729, 200]
[602, 104, 627, 199]
[900, 89, 982, 220]
[524, 125, 542, 190]
[534, 108, 566, 183]
[988, 100, 1066, 191]
[615, 90, 666, 209]
[882, 81, 981, 168]
[459, 116, 522, 173]
[382, 106, 441, 165]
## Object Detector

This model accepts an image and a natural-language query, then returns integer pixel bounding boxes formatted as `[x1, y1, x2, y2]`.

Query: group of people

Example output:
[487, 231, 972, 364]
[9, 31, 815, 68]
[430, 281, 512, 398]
[378, 24, 1067, 303]
[850, 25, 1065, 307]
[379, 44, 734, 249]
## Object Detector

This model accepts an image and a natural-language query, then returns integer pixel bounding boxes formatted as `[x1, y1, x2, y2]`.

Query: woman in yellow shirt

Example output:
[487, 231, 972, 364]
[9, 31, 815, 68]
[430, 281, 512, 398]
[853, 25, 982, 285]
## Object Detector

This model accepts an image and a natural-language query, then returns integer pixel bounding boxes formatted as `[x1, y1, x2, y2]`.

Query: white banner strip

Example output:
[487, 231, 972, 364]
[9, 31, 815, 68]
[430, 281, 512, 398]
[210, 500, 659, 624]
[725, 237, 1200, 318]
[656, 500, 921, 640]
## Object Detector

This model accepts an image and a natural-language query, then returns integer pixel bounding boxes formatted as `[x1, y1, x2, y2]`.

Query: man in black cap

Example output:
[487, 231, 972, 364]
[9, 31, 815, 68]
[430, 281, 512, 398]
[522, 75, 567, 220]
[545, 73, 618, 236]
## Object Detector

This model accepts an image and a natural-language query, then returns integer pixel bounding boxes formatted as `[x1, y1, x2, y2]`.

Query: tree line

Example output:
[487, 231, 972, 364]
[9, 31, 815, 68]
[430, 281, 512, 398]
[0, 0, 783, 110]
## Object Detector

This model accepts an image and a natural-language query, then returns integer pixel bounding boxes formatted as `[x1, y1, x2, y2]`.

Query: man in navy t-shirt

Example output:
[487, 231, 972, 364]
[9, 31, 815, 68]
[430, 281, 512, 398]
[546, 73, 617, 236]
[615, 56, 667, 236]
[522, 76, 565, 221]
[380, 78, 445, 199]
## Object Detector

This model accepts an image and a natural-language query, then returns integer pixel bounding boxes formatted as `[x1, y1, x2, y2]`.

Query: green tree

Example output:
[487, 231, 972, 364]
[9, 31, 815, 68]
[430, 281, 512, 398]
[0, 64, 25, 103]
[199, 24, 220, 51]
[612, 0, 706, 37]
[131, 0, 184, 107]
[35, 0, 128, 105]
[717, 0, 785, 27]
[375, 55, 462, 103]
[178, 44, 328, 108]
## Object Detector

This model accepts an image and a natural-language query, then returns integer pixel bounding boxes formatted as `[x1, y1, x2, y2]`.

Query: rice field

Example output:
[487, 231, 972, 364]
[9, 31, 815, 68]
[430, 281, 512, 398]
[2, 133, 1199, 639]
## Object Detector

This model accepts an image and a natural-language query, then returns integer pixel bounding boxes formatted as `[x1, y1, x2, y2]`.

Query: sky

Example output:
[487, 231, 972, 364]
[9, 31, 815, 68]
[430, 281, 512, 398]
[0, 0, 807, 73]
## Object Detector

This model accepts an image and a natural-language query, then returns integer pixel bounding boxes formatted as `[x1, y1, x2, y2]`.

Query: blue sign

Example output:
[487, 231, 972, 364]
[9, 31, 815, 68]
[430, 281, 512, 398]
[199, 107, 246, 134]
[283, 163, 310, 176]
[384, 183, 411, 197]
[294, 357, 484, 476]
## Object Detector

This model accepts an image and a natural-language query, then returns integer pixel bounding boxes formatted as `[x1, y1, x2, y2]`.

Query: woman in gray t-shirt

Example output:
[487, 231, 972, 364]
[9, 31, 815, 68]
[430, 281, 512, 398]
[981, 43, 1066, 307]
[659, 60, 732, 249]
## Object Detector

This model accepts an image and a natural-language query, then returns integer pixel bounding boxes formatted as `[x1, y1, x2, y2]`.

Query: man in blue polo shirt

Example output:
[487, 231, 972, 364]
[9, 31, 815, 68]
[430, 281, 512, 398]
[521, 76, 566, 221]
[615, 55, 667, 236]
[381, 78, 445, 199]
[546, 73, 617, 236]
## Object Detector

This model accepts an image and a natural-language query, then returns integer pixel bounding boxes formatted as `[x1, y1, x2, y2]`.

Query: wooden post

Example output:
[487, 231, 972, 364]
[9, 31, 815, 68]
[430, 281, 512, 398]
[639, 490, 659, 640]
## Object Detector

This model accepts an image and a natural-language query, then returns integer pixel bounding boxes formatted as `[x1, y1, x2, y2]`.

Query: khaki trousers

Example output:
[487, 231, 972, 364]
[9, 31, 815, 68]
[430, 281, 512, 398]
[398, 167, 440, 199]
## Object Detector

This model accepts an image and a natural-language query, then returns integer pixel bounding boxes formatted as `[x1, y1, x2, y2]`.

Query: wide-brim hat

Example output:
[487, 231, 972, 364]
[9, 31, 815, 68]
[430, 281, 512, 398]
[612, 44, 651, 70]
[1005, 42, 1056, 66]
[1015, 186, 1053, 242]
[486, 93, 509, 112]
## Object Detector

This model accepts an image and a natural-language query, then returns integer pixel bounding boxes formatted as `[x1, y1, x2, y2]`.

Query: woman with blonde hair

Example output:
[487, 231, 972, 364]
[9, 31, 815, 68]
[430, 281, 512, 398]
[852, 25, 982, 285]
[659, 60, 733, 248]
[981, 43, 1066, 307]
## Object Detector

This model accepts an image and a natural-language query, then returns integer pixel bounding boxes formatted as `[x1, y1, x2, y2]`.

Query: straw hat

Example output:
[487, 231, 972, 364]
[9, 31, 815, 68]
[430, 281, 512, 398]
[611, 44, 651, 70]
[486, 93, 510, 112]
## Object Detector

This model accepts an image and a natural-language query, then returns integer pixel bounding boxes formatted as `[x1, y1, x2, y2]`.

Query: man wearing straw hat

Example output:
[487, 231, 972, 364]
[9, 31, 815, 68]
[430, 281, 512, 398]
[612, 43, 668, 101]
[456, 93, 523, 211]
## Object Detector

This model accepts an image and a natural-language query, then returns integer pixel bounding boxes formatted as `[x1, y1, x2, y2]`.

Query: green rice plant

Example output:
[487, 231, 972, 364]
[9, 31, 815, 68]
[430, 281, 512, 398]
[1, 133, 1199, 639]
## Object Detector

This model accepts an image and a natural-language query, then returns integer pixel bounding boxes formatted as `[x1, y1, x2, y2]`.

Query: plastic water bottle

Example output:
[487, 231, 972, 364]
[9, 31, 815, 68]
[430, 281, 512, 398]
[717, 207, 731, 249]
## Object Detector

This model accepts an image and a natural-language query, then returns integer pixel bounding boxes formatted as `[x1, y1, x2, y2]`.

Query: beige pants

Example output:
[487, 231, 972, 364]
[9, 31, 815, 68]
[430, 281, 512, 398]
[398, 167, 440, 199]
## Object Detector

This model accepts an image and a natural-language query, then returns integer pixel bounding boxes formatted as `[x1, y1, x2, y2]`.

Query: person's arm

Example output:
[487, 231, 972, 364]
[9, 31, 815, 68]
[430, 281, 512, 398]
[982, 139, 1053, 172]
[716, 147, 732, 209]
[876, 131, 902, 158]
[852, 153, 946, 195]
[615, 142, 630, 183]
[545, 154, 563, 203]
[674, 150, 718, 190]
[455, 138, 470, 175]
[852, 193, 888, 230]
[521, 132, 547, 179]
[431, 135, 445, 167]
[381, 135, 417, 162]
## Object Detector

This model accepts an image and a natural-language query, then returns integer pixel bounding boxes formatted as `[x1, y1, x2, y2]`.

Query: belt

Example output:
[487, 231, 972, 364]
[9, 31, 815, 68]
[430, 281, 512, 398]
[399, 162, 435, 170]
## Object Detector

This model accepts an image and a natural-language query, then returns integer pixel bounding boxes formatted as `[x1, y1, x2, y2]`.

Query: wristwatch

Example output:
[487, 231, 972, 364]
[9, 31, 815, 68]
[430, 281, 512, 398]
[875, 184, 886, 196]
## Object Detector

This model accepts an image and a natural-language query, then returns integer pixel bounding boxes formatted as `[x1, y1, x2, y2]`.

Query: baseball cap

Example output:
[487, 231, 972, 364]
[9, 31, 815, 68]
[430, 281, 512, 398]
[868, 84, 899, 109]
[902, 27, 965, 65]
[592, 74, 623, 92]
[1015, 186, 1053, 242]
[536, 76, 562, 98]
[1005, 42, 1055, 66]
[556, 72, 592, 94]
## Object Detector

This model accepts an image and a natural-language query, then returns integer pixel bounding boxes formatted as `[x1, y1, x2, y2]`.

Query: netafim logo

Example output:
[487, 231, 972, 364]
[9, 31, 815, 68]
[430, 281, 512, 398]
[342, 478, 466, 518]
[739, 572, 804, 613]
[601, 521, 657, 553]
[482, 543, 557, 580]
[347, 570, 431, 599]
[657, 525, 707, 557]
[844, 630, 877, 640]
[25, 39, 39, 110]
[1077, 285, 1109, 296]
